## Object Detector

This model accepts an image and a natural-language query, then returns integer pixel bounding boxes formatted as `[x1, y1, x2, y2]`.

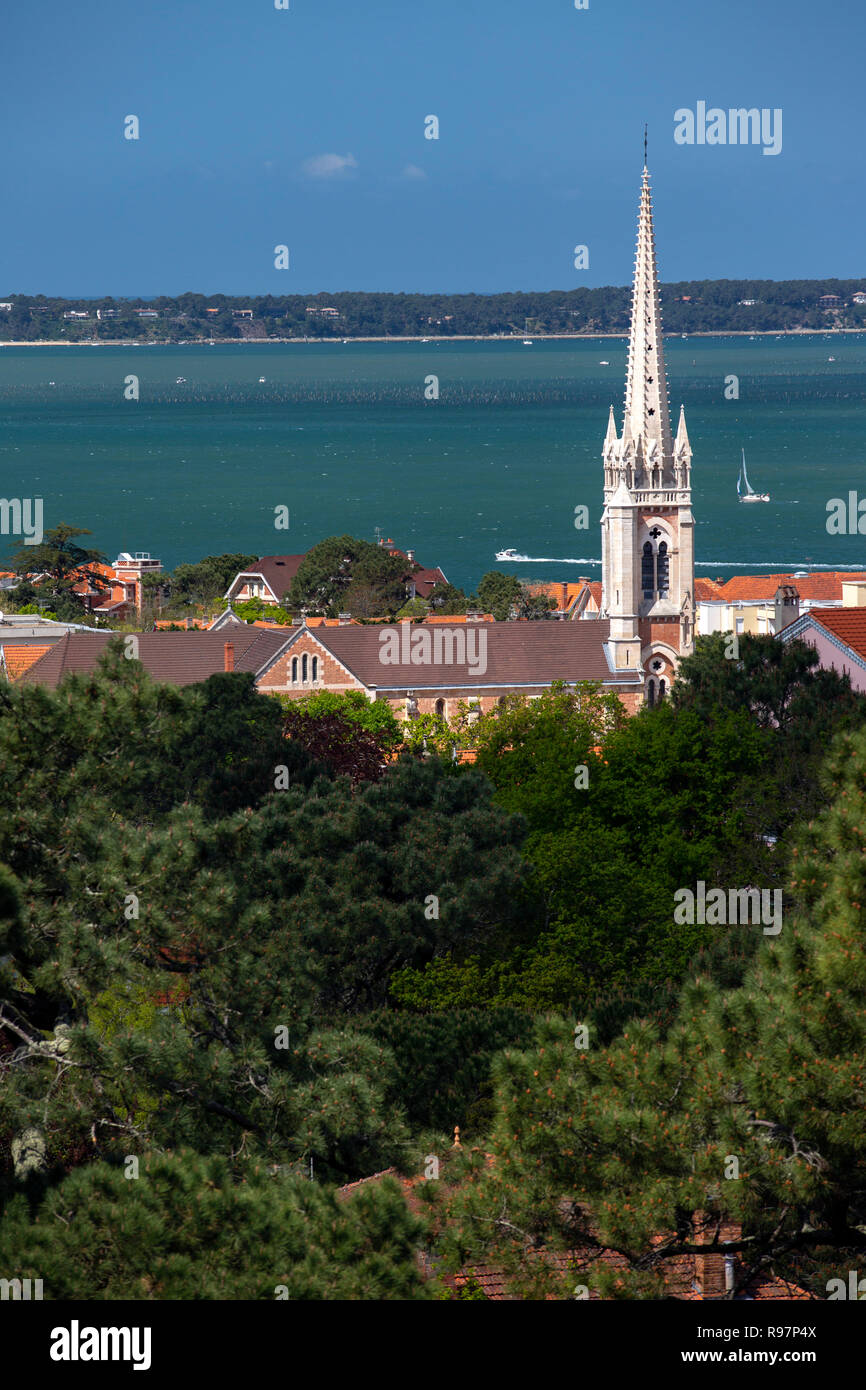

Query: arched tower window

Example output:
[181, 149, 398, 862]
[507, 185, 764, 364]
[657, 542, 669, 598]
[642, 528, 670, 602]
[641, 542, 655, 599]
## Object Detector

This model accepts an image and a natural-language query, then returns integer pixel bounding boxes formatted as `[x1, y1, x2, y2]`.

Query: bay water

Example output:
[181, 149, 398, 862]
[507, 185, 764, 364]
[0, 335, 864, 592]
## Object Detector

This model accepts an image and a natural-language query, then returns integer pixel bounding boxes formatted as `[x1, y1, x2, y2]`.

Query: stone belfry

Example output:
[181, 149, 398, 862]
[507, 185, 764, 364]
[600, 158, 695, 704]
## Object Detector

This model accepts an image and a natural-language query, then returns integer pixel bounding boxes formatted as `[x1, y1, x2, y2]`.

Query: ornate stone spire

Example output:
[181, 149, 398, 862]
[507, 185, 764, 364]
[599, 156, 695, 676]
[622, 165, 674, 473]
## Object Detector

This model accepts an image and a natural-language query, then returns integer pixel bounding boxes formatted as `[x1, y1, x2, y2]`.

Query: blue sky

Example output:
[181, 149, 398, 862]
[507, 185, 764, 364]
[0, 0, 862, 296]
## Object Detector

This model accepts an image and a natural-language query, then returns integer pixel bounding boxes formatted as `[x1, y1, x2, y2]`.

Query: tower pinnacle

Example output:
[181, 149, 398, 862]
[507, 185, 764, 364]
[622, 165, 674, 472]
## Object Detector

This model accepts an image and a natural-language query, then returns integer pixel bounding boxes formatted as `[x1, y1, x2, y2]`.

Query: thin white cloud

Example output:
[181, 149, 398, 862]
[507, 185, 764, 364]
[402, 163, 427, 180]
[302, 152, 358, 179]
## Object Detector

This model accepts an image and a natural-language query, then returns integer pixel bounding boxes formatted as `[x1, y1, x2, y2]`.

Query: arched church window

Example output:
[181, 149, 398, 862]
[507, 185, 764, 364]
[657, 541, 669, 598]
[658, 678, 666, 701]
[302, 653, 308, 683]
[435, 698, 445, 718]
[641, 542, 655, 599]
[642, 529, 670, 602]
[312, 656, 318, 683]
[646, 678, 656, 708]
[291, 656, 298, 684]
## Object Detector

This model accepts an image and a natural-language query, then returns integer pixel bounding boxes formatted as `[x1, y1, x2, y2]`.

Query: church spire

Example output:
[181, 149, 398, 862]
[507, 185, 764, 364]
[622, 164, 674, 473]
[599, 157, 695, 679]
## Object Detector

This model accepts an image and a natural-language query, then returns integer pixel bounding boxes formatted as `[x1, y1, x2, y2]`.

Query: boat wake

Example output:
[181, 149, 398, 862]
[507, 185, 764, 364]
[697, 561, 866, 570]
[495, 555, 866, 571]
[495, 554, 601, 565]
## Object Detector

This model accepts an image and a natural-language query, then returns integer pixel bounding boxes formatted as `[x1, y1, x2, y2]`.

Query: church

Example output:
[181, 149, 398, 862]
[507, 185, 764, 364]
[599, 160, 695, 706]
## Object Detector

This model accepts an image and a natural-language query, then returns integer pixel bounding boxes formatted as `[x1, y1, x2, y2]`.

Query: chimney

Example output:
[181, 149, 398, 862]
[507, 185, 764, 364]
[224, 642, 235, 672]
[842, 581, 866, 608]
[693, 1235, 727, 1300]
[724, 1255, 736, 1295]
[773, 584, 800, 633]
[406, 549, 415, 562]
[338, 612, 352, 625]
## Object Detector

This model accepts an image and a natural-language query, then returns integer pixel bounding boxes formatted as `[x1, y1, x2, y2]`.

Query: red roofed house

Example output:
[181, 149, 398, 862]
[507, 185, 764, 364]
[697, 571, 866, 640]
[779, 593, 866, 692]
[525, 580, 602, 619]
[1, 643, 54, 681]
[223, 555, 308, 607]
[0, 613, 106, 684]
[223, 542, 448, 610]
[336, 1165, 813, 1301]
[17, 629, 292, 691]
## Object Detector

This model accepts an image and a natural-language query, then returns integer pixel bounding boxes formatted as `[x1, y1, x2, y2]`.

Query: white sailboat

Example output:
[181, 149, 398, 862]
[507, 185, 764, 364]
[737, 449, 770, 503]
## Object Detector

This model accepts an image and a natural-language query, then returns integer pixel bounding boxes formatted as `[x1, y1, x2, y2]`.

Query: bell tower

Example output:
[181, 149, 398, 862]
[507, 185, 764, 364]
[600, 160, 695, 704]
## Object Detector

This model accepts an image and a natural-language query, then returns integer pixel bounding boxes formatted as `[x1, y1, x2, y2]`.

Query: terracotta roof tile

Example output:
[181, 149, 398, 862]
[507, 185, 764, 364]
[2, 644, 53, 680]
[424, 613, 494, 624]
[720, 571, 866, 603]
[694, 577, 727, 601]
[807, 606, 866, 660]
[18, 629, 291, 690]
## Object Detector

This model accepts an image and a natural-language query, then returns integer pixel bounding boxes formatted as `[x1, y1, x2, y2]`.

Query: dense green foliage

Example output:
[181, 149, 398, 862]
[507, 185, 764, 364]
[278, 689, 403, 781]
[0, 652, 526, 1201]
[287, 534, 411, 617]
[1, 630, 864, 1298]
[2, 280, 865, 341]
[0, 1152, 430, 1300]
[393, 682, 773, 1009]
[5, 523, 108, 620]
[165, 552, 259, 611]
[439, 721, 866, 1298]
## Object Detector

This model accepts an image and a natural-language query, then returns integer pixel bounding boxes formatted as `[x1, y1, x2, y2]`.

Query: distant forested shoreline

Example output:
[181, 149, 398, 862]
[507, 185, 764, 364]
[1, 278, 864, 341]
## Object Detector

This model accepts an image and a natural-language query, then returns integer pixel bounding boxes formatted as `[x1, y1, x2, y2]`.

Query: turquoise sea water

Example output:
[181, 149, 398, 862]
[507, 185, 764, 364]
[0, 336, 864, 592]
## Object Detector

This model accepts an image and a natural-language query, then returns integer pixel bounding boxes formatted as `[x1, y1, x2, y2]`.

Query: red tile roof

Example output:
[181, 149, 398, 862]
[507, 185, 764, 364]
[526, 581, 602, 613]
[410, 565, 448, 598]
[807, 606, 866, 661]
[719, 571, 866, 602]
[694, 577, 727, 601]
[225, 555, 306, 602]
[153, 618, 209, 630]
[337, 1168, 813, 1301]
[425, 613, 494, 624]
[2, 643, 53, 680]
[451, 1253, 815, 1301]
[17, 629, 292, 690]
